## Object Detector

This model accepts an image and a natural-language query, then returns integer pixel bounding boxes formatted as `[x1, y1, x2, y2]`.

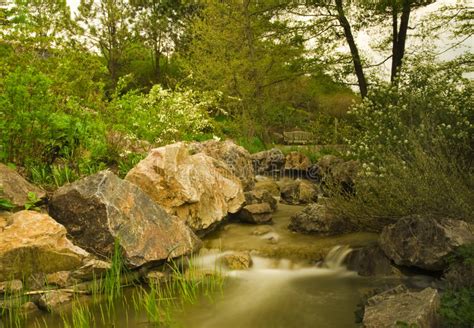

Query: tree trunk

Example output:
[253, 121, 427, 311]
[335, 0, 368, 98]
[391, 0, 411, 82]
[391, 1, 399, 82]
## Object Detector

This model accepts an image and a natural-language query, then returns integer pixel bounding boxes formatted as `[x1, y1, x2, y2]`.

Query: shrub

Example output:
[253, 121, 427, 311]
[108, 84, 222, 145]
[346, 59, 473, 168]
[326, 60, 474, 230]
[0, 68, 108, 186]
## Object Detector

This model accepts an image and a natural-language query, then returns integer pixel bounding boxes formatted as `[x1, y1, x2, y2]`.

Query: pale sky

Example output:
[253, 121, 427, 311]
[65, 0, 472, 69]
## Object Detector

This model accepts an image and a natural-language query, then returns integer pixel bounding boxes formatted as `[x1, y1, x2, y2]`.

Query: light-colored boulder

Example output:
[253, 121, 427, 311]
[191, 140, 255, 191]
[380, 216, 474, 271]
[0, 163, 46, 208]
[125, 143, 245, 234]
[49, 170, 201, 267]
[0, 211, 89, 281]
[363, 285, 439, 328]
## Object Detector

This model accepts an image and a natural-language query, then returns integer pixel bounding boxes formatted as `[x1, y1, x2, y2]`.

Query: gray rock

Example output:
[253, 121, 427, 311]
[49, 171, 201, 268]
[288, 204, 354, 235]
[345, 245, 400, 276]
[284, 152, 311, 171]
[71, 259, 111, 281]
[37, 290, 73, 312]
[234, 203, 273, 224]
[218, 252, 252, 270]
[380, 216, 474, 271]
[0, 280, 23, 294]
[244, 189, 277, 212]
[363, 285, 439, 328]
[251, 148, 285, 175]
[280, 180, 318, 205]
[0, 163, 46, 208]
[254, 178, 280, 198]
[317, 156, 358, 194]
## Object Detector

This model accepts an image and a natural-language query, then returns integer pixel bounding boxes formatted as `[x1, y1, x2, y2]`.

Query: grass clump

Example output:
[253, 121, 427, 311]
[133, 255, 225, 326]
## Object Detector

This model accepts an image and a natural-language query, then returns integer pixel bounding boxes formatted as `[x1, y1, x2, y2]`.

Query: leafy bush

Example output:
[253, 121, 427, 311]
[346, 60, 473, 168]
[108, 84, 222, 145]
[440, 288, 474, 328]
[326, 60, 474, 230]
[327, 142, 474, 230]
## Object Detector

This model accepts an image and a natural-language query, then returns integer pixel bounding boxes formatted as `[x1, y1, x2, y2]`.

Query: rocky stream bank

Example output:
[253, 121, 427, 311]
[0, 140, 473, 327]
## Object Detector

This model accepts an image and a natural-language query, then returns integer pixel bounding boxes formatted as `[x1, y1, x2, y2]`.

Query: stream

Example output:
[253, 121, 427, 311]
[22, 204, 402, 328]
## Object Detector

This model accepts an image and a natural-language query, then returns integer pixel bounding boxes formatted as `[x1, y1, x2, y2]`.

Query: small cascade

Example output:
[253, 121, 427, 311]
[319, 245, 352, 269]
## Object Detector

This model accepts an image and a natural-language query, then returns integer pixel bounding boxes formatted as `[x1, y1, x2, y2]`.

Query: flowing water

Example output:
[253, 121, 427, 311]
[19, 204, 400, 328]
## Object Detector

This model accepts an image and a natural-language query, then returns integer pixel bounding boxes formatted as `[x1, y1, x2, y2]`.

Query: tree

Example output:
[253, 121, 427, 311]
[287, 0, 442, 97]
[182, 0, 306, 121]
[76, 0, 132, 89]
[129, 0, 196, 85]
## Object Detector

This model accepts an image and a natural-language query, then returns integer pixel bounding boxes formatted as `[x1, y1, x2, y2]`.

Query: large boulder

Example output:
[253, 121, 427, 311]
[363, 285, 439, 328]
[0, 211, 89, 281]
[191, 140, 255, 191]
[279, 179, 318, 205]
[49, 170, 201, 267]
[288, 204, 354, 235]
[380, 216, 474, 271]
[0, 164, 46, 208]
[251, 148, 285, 175]
[125, 142, 245, 234]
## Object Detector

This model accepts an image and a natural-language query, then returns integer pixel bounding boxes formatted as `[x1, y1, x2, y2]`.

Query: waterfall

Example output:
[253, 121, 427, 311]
[320, 245, 352, 270]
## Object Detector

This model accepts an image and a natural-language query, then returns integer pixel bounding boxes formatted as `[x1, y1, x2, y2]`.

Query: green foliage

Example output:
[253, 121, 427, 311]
[440, 288, 474, 328]
[24, 192, 40, 211]
[0, 67, 108, 169]
[346, 59, 473, 167]
[108, 84, 220, 145]
[0, 198, 14, 211]
[446, 244, 474, 267]
[327, 60, 474, 230]
[236, 137, 267, 154]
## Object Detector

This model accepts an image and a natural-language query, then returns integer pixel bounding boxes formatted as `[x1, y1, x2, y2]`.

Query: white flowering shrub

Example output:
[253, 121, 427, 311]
[346, 60, 473, 171]
[109, 85, 223, 145]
